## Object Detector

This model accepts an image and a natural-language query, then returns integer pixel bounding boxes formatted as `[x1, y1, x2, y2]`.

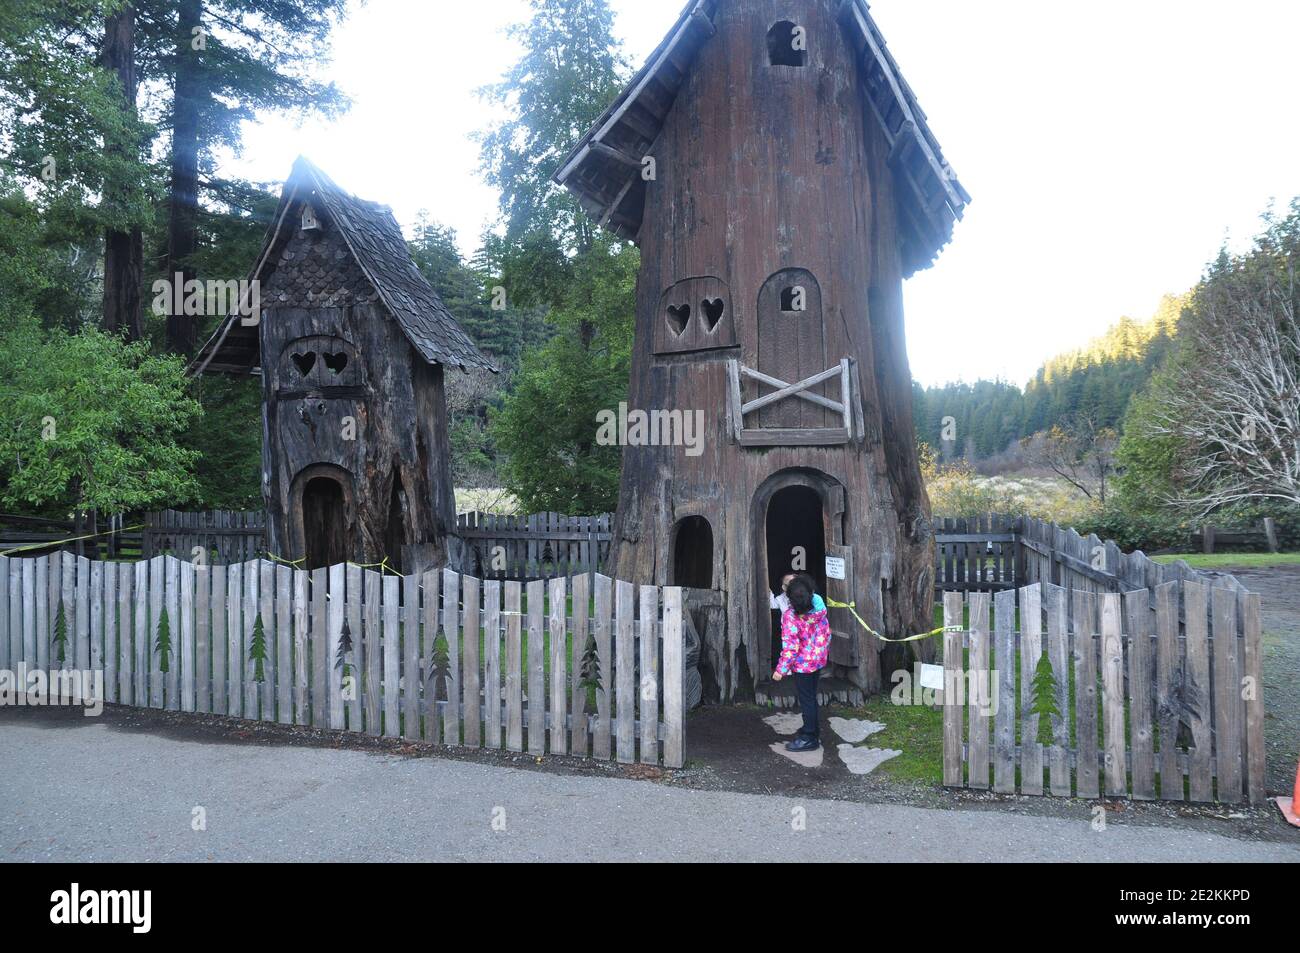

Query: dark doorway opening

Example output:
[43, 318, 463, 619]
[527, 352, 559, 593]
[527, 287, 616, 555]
[383, 468, 406, 574]
[765, 485, 826, 665]
[672, 515, 714, 589]
[302, 476, 348, 570]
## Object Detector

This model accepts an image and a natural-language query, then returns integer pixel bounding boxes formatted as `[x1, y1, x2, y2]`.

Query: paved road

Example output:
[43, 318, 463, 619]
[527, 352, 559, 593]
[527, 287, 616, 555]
[2, 721, 1296, 862]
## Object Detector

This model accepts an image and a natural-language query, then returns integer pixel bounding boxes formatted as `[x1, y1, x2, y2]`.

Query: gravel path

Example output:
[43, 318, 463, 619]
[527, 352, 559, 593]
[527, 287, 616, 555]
[2, 716, 1296, 862]
[1218, 565, 1300, 794]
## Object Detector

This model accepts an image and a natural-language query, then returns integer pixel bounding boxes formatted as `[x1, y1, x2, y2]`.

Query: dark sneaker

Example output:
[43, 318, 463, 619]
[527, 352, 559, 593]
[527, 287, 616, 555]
[785, 737, 820, 752]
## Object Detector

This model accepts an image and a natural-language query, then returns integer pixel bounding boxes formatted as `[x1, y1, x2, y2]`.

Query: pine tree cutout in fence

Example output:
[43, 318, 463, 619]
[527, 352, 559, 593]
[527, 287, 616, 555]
[578, 631, 602, 713]
[428, 632, 450, 704]
[155, 607, 172, 674]
[336, 617, 354, 700]
[1030, 652, 1060, 746]
[249, 613, 267, 683]
[52, 599, 69, 665]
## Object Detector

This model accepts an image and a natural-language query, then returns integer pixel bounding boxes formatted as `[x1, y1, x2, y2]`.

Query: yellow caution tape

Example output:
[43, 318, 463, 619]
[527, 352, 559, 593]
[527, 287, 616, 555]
[824, 597, 960, 644]
[0, 523, 145, 557]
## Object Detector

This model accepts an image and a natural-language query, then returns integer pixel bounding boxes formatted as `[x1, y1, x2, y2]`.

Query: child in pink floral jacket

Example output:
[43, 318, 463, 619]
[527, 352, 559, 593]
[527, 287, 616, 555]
[772, 574, 830, 751]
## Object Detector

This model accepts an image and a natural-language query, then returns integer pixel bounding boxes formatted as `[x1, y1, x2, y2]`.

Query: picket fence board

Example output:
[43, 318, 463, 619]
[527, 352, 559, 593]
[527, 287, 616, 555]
[548, 577, 567, 755]
[363, 569, 380, 736]
[259, 560, 275, 723]
[1154, 581, 1182, 800]
[484, 579, 502, 749]
[966, 591, 990, 790]
[345, 565, 363, 733]
[526, 578, 545, 753]
[276, 566, 292, 725]
[1241, 592, 1266, 804]
[593, 574, 613, 761]
[119, 561, 133, 705]
[941, 592, 963, 787]
[1211, 586, 1242, 803]
[569, 573, 589, 757]
[993, 588, 1016, 794]
[0, 557, 9, 674]
[421, 570, 440, 742]
[402, 572, 421, 740]
[195, 566, 210, 713]
[615, 579, 635, 764]
[504, 581, 524, 751]
[36, 557, 50, 677]
[1124, 588, 1155, 800]
[462, 574, 481, 747]
[1100, 593, 1126, 797]
[180, 561, 195, 713]
[293, 569, 310, 727]
[1018, 584, 1044, 796]
[1183, 582, 1213, 801]
[639, 585, 659, 766]
[330, 564, 349, 732]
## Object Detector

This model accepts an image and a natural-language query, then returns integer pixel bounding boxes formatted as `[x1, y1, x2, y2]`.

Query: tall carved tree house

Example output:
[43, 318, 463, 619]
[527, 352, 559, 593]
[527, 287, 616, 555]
[194, 158, 496, 571]
[557, 0, 968, 700]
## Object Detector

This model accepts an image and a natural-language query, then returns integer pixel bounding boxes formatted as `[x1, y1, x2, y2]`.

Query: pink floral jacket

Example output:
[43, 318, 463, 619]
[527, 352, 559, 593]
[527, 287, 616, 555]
[775, 607, 831, 677]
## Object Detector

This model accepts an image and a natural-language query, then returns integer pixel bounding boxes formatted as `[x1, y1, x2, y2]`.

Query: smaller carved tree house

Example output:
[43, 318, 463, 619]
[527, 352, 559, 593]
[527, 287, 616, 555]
[194, 157, 496, 570]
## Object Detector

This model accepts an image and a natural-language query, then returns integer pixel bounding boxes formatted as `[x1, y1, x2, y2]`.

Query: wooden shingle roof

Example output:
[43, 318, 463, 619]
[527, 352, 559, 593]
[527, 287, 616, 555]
[193, 157, 497, 375]
[554, 0, 970, 278]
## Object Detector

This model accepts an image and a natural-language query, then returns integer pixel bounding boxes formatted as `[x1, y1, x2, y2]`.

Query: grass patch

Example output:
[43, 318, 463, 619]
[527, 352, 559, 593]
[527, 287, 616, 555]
[837, 694, 945, 784]
[1151, 552, 1300, 569]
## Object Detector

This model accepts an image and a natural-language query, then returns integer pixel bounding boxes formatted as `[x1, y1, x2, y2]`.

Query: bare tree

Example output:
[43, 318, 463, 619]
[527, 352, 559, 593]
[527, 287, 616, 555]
[1140, 263, 1300, 515]
[1021, 414, 1118, 503]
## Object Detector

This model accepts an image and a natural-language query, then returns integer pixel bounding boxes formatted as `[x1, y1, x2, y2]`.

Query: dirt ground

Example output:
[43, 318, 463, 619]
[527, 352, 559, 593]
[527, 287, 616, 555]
[1215, 564, 1300, 795]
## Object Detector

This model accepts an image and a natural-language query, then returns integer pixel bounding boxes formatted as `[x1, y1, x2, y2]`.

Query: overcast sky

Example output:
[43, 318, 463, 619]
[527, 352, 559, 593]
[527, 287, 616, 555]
[223, 0, 1300, 388]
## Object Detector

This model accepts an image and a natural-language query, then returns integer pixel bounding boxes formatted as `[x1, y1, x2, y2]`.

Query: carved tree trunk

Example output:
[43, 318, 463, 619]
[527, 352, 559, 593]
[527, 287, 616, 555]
[603, 0, 936, 699]
[101, 4, 143, 341]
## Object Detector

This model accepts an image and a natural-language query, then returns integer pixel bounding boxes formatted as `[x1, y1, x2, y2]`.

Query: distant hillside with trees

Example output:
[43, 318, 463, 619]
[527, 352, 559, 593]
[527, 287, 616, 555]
[914, 294, 1184, 463]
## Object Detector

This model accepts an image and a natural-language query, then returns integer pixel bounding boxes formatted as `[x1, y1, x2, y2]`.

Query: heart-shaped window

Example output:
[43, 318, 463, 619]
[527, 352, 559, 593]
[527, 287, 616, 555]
[292, 352, 317, 377]
[666, 304, 691, 337]
[701, 298, 724, 331]
[322, 352, 349, 374]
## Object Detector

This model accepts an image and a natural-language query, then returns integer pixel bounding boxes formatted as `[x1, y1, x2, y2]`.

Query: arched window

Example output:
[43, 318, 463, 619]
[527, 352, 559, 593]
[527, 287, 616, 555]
[672, 515, 714, 589]
[767, 21, 807, 67]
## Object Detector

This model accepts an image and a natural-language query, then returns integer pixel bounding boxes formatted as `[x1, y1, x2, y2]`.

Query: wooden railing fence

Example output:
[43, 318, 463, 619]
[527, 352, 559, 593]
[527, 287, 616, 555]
[0, 554, 685, 768]
[940, 582, 1265, 805]
[457, 512, 612, 581]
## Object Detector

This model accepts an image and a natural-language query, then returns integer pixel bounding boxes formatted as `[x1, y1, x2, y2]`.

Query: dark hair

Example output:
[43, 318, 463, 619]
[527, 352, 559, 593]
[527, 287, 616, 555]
[786, 574, 815, 616]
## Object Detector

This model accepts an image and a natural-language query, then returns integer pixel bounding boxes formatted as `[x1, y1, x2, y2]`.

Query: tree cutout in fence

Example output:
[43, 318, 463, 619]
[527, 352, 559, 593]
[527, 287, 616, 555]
[578, 631, 602, 715]
[335, 617, 354, 678]
[52, 600, 69, 664]
[427, 632, 450, 704]
[249, 613, 267, 683]
[155, 607, 172, 674]
[1030, 652, 1060, 745]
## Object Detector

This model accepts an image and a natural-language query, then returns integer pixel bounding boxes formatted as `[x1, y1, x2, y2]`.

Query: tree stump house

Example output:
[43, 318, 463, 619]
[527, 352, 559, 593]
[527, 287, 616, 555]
[556, 0, 969, 700]
[194, 157, 496, 571]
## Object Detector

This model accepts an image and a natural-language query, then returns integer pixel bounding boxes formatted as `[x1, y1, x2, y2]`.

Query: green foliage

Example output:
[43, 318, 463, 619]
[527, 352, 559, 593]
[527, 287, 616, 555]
[181, 374, 262, 509]
[0, 323, 201, 513]
[491, 331, 627, 513]
[52, 598, 68, 664]
[249, 612, 267, 683]
[155, 606, 172, 674]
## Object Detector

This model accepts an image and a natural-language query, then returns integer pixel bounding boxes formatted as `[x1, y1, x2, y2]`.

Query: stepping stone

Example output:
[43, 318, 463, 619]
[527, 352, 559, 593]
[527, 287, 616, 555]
[762, 712, 804, 736]
[828, 717, 885, 744]
[769, 741, 824, 768]
[837, 745, 902, 776]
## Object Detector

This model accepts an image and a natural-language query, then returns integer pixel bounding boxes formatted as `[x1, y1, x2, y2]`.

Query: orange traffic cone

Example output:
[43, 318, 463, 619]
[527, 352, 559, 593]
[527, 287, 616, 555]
[1279, 760, 1300, 828]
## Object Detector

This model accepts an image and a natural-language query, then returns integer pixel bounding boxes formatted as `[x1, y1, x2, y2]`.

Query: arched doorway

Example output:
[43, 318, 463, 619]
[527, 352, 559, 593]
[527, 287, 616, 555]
[302, 477, 347, 569]
[291, 464, 355, 570]
[751, 469, 855, 675]
[672, 515, 714, 589]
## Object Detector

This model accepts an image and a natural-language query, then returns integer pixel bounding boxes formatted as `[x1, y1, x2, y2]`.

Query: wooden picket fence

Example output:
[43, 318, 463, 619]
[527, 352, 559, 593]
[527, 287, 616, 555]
[0, 554, 685, 768]
[142, 510, 266, 563]
[933, 514, 1019, 591]
[457, 512, 613, 581]
[940, 581, 1266, 804]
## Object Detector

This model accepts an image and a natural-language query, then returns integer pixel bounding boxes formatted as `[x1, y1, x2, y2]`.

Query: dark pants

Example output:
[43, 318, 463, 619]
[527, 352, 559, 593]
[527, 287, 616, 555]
[793, 670, 821, 741]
